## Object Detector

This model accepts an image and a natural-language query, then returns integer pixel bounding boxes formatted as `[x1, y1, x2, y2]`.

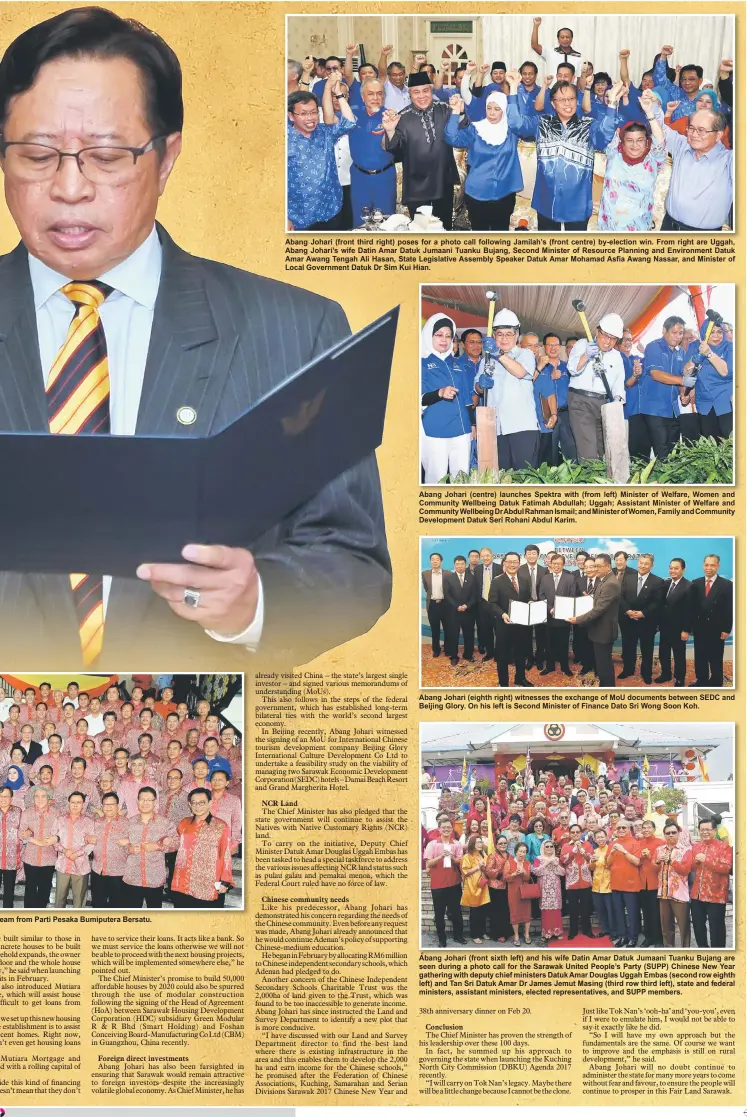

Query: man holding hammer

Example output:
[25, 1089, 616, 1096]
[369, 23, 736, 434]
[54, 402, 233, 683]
[567, 308, 627, 462]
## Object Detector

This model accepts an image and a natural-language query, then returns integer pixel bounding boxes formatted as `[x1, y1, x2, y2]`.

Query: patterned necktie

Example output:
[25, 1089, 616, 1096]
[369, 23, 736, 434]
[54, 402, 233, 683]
[46, 280, 113, 665]
[511, 576, 518, 593]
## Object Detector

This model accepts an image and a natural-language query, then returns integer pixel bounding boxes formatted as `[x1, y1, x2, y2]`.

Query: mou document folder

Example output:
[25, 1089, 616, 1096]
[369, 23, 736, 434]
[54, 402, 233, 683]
[509, 600, 548, 626]
[554, 595, 594, 621]
[0, 307, 399, 575]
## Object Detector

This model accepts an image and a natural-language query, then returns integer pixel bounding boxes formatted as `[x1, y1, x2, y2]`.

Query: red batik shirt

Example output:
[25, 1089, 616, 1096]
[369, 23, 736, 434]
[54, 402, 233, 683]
[90, 816, 131, 877]
[690, 840, 732, 904]
[0, 805, 22, 870]
[171, 815, 234, 902]
[122, 816, 179, 888]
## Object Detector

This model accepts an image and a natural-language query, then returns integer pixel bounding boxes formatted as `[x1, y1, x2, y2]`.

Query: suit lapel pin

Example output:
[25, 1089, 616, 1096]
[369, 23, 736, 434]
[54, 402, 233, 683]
[176, 406, 197, 425]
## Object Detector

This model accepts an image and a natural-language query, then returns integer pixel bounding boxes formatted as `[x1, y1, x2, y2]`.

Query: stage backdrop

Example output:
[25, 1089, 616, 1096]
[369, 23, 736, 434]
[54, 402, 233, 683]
[420, 535, 734, 648]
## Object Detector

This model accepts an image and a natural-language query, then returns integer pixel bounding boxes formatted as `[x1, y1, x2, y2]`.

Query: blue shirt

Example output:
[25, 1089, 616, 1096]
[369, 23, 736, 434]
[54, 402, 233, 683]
[616, 84, 647, 125]
[533, 369, 556, 433]
[506, 99, 617, 222]
[546, 361, 570, 408]
[686, 339, 733, 416]
[664, 127, 733, 230]
[640, 337, 685, 418]
[349, 104, 394, 170]
[287, 117, 355, 229]
[421, 355, 472, 438]
[515, 82, 540, 136]
[465, 81, 505, 122]
[621, 353, 642, 418]
[653, 57, 708, 120]
[444, 115, 523, 202]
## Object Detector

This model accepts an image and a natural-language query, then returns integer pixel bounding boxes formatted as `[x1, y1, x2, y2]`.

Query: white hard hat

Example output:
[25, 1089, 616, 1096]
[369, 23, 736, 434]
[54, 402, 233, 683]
[598, 313, 624, 339]
[493, 309, 520, 330]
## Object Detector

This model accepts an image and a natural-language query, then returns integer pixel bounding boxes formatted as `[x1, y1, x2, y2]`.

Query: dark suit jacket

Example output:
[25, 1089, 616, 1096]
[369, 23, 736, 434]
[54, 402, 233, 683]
[614, 567, 638, 617]
[539, 570, 577, 626]
[621, 572, 665, 628]
[661, 577, 692, 632]
[473, 562, 501, 602]
[518, 563, 546, 601]
[444, 571, 479, 610]
[0, 225, 391, 667]
[488, 571, 530, 620]
[574, 572, 621, 644]
[688, 576, 733, 637]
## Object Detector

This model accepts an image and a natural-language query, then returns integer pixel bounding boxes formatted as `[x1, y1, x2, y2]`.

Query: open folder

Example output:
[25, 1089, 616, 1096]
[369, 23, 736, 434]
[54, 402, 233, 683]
[554, 595, 595, 621]
[509, 600, 547, 626]
[0, 307, 399, 576]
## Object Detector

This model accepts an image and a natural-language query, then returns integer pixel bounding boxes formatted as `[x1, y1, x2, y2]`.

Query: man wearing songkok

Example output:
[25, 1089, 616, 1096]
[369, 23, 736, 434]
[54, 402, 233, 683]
[382, 71, 459, 229]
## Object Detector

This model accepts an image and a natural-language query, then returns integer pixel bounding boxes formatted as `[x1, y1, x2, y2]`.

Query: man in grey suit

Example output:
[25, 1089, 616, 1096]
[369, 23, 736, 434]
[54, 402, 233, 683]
[568, 554, 621, 687]
[0, 7, 391, 667]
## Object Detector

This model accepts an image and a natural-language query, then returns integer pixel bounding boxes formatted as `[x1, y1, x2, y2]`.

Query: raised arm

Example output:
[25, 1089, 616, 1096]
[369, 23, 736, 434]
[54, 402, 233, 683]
[534, 74, 553, 112]
[639, 88, 665, 144]
[343, 44, 356, 88]
[378, 44, 392, 81]
[321, 74, 336, 124]
[618, 49, 630, 85]
[507, 69, 539, 135]
[531, 15, 543, 58]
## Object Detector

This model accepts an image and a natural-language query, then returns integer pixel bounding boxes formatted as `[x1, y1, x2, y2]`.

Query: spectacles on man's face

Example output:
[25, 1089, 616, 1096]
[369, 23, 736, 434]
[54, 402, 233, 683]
[686, 125, 719, 138]
[0, 136, 166, 185]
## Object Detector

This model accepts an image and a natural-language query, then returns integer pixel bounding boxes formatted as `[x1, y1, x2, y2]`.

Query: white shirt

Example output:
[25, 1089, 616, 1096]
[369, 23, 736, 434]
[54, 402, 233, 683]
[84, 712, 106, 736]
[384, 80, 410, 111]
[567, 340, 626, 400]
[478, 348, 538, 435]
[0, 698, 14, 721]
[28, 226, 263, 650]
[430, 569, 444, 601]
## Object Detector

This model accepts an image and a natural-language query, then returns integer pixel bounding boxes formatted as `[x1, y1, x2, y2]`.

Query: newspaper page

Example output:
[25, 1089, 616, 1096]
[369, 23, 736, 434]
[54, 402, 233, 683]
[0, 1, 741, 1115]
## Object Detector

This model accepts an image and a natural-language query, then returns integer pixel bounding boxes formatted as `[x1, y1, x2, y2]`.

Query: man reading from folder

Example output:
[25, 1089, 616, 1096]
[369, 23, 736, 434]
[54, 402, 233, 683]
[0, 7, 391, 666]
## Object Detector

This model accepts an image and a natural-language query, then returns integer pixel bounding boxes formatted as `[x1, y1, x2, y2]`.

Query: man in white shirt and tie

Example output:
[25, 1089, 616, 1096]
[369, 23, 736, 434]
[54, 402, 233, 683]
[422, 552, 447, 658]
[567, 314, 626, 462]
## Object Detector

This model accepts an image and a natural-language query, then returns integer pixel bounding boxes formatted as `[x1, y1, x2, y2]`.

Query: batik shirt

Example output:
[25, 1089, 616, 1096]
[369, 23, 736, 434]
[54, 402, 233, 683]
[288, 118, 355, 229]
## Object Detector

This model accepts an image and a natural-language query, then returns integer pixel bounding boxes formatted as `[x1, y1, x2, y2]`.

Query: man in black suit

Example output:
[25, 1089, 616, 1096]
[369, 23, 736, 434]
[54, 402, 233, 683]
[568, 554, 621, 687]
[613, 550, 639, 675]
[656, 557, 692, 685]
[683, 554, 733, 687]
[422, 552, 447, 657]
[0, 7, 391, 669]
[475, 546, 501, 660]
[539, 554, 576, 676]
[519, 544, 547, 670]
[444, 555, 479, 665]
[488, 552, 532, 687]
[573, 556, 598, 675]
[618, 554, 664, 684]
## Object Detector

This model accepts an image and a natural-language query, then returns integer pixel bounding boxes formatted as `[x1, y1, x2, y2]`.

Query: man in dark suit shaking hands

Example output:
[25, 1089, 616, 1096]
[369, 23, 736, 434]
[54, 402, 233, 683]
[683, 554, 733, 688]
[567, 553, 621, 688]
[0, 7, 390, 667]
[443, 555, 479, 665]
[488, 551, 533, 687]
[618, 553, 664, 684]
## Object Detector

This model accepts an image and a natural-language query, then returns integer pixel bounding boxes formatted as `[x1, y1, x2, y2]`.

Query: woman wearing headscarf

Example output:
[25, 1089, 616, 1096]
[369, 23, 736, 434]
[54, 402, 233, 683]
[2, 745, 31, 789]
[444, 91, 522, 230]
[559, 823, 595, 939]
[3, 764, 27, 809]
[502, 840, 533, 945]
[533, 839, 565, 943]
[664, 89, 731, 148]
[683, 317, 733, 441]
[421, 313, 473, 483]
[484, 832, 512, 941]
[598, 114, 667, 231]
[0, 785, 22, 907]
[171, 788, 234, 907]
[460, 834, 490, 943]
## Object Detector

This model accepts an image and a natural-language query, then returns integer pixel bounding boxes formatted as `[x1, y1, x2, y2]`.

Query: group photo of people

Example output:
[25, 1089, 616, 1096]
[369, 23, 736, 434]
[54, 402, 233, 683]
[421, 722, 734, 950]
[287, 14, 733, 232]
[421, 536, 734, 689]
[420, 284, 734, 485]
[0, 674, 243, 910]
